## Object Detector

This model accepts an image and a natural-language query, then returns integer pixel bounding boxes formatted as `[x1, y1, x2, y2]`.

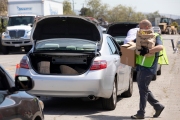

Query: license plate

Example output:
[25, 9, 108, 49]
[15, 44, 20, 47]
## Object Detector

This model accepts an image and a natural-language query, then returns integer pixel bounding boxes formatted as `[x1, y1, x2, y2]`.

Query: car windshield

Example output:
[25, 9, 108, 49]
[154, 29, 160, 32]
[8, 16, 35, 26]
[153, 27, 160, 29]
[35, 39, 96, 52]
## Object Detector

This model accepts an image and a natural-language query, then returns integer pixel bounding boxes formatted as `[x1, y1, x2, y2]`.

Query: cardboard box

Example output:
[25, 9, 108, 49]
[120, 42, 136, 67]
[38, 61, 50, 74]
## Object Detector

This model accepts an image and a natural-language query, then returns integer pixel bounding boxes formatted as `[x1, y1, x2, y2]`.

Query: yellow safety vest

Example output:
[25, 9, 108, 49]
[136, 33, 169, 67]
[157, 34, 169, 65]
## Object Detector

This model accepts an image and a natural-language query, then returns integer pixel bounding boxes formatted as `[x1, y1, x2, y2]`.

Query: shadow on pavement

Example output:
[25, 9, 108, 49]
[86, 115, 153, 120]
[41, 96, 123, 116]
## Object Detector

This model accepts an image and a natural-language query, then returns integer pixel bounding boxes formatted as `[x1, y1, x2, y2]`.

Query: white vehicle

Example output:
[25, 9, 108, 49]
[152, 26, 161, 35]
[15, 16, 133, 110]
[0, 0, 63, 54]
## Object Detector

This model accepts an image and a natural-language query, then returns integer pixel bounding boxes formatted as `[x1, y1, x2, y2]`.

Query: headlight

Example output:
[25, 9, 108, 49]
[26, 30, 31, 35]
[1, 32, 10, 39]
[38, 100, 44, 110]
[24, 30, 31, 38]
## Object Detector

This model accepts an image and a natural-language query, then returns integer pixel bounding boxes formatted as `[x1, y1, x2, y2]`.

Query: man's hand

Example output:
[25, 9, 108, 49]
[138, 46, 149, 56]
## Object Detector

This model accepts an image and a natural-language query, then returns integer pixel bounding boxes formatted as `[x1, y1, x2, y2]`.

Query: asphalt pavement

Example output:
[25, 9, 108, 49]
[0, 35, 180, 120]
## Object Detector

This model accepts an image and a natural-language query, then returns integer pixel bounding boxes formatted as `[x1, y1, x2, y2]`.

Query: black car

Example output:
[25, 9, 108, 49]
[0, 65, 44, 120]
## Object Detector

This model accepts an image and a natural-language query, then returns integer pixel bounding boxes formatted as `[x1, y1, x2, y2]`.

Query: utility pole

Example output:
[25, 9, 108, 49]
[72, 0, 75, 12]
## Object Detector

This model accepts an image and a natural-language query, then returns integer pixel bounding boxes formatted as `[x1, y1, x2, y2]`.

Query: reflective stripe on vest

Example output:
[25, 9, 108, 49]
[156, 33, 169, 65]
[136, 33, 169, 67]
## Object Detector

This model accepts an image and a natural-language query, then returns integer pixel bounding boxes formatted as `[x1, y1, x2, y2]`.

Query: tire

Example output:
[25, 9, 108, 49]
[133, 71, 137, 81]
[0, 39, 9, 54]
[157, 66, 161, 75]
[24, 47, 31, 53]
[102, 78, 117, 110]
[121, 69, 133, 97]
[168, 29, 172, 35]
[152, 74, 157, 81]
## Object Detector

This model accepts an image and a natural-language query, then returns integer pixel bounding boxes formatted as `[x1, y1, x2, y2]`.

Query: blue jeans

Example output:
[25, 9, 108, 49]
[136, 69, 163, 116]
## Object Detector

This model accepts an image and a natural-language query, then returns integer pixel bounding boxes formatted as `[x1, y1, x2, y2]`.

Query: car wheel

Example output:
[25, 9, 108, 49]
[1, 45, 9, 55]
[0, 38, 9, 54]
[102, 78, 117, 110]
[157, 66, 161, 75]
[121, 69, 133, 97]
[24, 47, 31, 53]
[152, 74, 157, 80]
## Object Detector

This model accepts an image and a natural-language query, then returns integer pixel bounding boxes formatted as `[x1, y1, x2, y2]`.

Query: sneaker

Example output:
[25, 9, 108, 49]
[153, 106, 165, 117]
[131, 114, 144, 119]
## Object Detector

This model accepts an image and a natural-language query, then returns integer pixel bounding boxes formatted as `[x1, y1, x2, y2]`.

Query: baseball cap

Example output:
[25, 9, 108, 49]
[124, 28, 139, 44]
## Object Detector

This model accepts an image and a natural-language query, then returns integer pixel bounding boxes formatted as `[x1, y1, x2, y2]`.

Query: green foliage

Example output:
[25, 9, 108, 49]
[0, 19, 7, 33]
[0, 0, 7, 14]
[146, 11, 161, 19]
[106, 5, 146, 23]
[87, 0, 102, 17]
[171, 22, 179, 28]
[84, 0, 147, 23]
[63, 0, 75, 15]
[79, 7, 93, 16]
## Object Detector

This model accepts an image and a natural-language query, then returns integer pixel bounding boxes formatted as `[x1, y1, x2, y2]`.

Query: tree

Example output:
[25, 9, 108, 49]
[97, 4, 109, 20]
[63, 0, 75, 15]
[79, 7, 93, 16]
[131, 12, 147, 22]
[106, 4, 146, 23]
[171, 21, 179, 28]
[87, 0, 101, 17]
[146, 11, 161, 19]
[0, 0, 7, 16]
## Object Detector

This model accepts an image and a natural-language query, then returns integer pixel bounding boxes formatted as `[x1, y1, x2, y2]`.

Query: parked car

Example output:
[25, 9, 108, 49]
[106, 22, 162, 80]
[152, 26, 161, 35]
[100, 26, 106, 33]
[106, 22, 139, 45]
[0, 65, 44, 120]
[15, 15, 133, 110]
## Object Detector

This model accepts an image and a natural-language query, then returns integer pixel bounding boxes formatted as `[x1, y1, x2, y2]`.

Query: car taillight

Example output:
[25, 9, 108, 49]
[19, 59, 29, 69]
[90, 60, 107, 70]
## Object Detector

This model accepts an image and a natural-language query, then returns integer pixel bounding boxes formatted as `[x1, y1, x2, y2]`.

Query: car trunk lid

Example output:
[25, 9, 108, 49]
[106, 22, 138, 45]
[31, 16, 102, 42]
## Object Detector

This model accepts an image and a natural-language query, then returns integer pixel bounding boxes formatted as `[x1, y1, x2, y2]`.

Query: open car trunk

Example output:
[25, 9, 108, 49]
[29, 16, 103, 75]
[106, 22, 138, 45]
[29, 53, 96, 75]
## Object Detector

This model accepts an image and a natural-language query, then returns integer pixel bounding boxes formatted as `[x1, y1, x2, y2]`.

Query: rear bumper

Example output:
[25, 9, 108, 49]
[17, 68, 114, 98]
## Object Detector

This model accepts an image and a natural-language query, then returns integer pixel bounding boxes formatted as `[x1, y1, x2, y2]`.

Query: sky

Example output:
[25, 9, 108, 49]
[65, 0, 180, 17]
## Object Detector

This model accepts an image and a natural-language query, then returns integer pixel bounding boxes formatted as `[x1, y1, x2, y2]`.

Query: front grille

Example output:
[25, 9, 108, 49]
[9, 30, 25, 38]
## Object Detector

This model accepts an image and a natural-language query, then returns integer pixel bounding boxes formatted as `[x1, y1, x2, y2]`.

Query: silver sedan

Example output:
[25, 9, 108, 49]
[15, 16, 133, 110]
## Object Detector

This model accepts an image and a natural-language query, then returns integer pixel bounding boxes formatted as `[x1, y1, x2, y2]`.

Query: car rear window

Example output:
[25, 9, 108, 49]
[35, 39, 96, 52]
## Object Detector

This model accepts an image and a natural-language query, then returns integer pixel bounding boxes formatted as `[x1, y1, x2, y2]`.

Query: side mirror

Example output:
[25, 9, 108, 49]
[28, 23, 33, 27]
[15, 76, 34, 91]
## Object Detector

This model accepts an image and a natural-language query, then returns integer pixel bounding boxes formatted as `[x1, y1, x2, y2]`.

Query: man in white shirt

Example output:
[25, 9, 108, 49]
[124, 28, 139, 44]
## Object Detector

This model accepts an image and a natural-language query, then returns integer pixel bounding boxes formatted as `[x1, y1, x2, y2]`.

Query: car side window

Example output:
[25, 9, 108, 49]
[109, 37, 121, 53]
[107, 37, 118, 55]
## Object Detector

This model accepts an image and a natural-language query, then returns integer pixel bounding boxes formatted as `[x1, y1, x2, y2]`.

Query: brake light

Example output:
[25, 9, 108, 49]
[90, 60, 107, 70]
[19, 59, 29, 69]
